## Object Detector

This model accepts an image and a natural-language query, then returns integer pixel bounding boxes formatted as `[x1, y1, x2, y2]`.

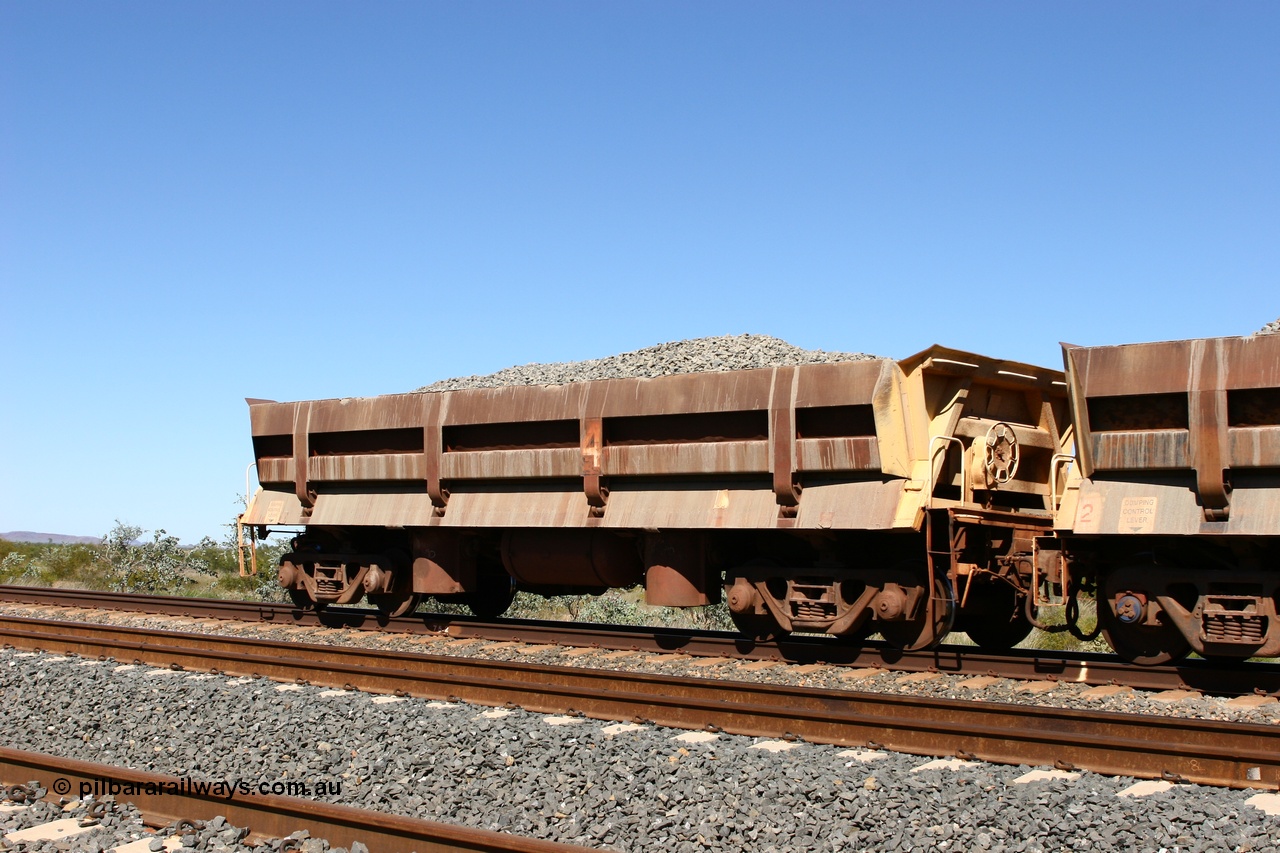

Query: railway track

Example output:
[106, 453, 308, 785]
[0, 747, 593, 853]
[2, 585, 1278, 696]
[1, 611, 1276, 792]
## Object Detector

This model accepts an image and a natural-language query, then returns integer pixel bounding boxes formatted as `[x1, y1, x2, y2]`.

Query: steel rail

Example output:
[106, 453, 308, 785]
[1, 585, 1277, 696]
[0, 747, 595, 853]
[1, 615, 1277, 792]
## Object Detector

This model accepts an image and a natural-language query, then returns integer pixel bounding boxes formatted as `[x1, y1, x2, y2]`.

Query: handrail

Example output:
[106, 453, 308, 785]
[1050, 453, 1075, 513]
[237, 462, 259, 578]
[927, 435, 967, 509]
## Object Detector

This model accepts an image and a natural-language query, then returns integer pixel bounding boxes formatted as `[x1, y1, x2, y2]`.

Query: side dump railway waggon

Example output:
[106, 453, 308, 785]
[1057, 333, 1280, 664]
[241, 333, 1280, 664]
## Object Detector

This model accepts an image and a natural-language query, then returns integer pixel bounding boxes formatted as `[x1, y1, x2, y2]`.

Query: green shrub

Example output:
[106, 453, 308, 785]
[1017, 595, 1111, 654]
[97, 523, 217, 593]
[0, 518, 290, 601]
[493, 587, 735, 631]
[0, 539, 103, 587]
[0, 550, 28, 583]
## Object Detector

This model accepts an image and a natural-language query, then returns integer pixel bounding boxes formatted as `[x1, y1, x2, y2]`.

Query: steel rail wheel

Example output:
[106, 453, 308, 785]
[1099, 571, 1191, 666]
[729, 610, 789, 641]
[879, 575, 956, 652]
[368, 592, 421, 620]
[957, 581, 1034, 652]
[464, 570, 518, 619]
[287, 589, 322, 611]
[1098, 606, 1191, 666]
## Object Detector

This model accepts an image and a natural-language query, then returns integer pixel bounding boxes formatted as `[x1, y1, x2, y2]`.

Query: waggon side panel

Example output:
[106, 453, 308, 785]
[1071, 478, 1280, 537]
[246, 348, 1063, 533]
[1065, 333, 1280, 534]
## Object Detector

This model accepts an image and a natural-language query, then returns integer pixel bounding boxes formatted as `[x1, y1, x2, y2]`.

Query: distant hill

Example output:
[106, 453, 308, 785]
[1, 531, 102, 545]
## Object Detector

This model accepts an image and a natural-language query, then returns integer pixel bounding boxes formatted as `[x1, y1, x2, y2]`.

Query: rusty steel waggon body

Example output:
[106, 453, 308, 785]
[242, 346, 1071, 652]
[241, 331, 1280, 664]
[1054, 333, 1280, 664]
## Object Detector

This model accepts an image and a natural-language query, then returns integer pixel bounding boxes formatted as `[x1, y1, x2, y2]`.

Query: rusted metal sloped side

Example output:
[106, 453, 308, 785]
[243, 398, 306, 526]
[893, 345, 1070, 519]
[241, 488, 307, 526]
[790, 358, 911, 530]
[244, 356, 922, 531]
[1066, 333, 1280, 534]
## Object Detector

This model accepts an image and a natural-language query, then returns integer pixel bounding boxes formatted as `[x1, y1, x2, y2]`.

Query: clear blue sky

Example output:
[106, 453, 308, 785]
[2, 2, 1277, 543]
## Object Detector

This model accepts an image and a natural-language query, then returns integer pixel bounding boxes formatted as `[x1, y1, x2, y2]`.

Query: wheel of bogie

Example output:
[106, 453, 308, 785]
[287, 588, 320, 611]
[840, 617, 877, 645]
[464, 573, 517, 619]
[957, 582, 1034, 651]
[879, 575, 956, 652]
[369, 592, 421, 619]
[730, 610, 788, 642]
[1097, 596, 1190, 666]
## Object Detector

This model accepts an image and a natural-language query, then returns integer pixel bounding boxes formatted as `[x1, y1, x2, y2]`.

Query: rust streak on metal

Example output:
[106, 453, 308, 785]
[1188, 338, 1231, 519]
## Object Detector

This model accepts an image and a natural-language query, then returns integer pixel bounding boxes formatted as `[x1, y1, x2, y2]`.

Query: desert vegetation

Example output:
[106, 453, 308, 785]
[0, 522, 288, 601]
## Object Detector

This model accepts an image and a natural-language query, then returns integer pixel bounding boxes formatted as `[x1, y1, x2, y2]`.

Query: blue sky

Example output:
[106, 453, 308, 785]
[2, 2, 1277, 543]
